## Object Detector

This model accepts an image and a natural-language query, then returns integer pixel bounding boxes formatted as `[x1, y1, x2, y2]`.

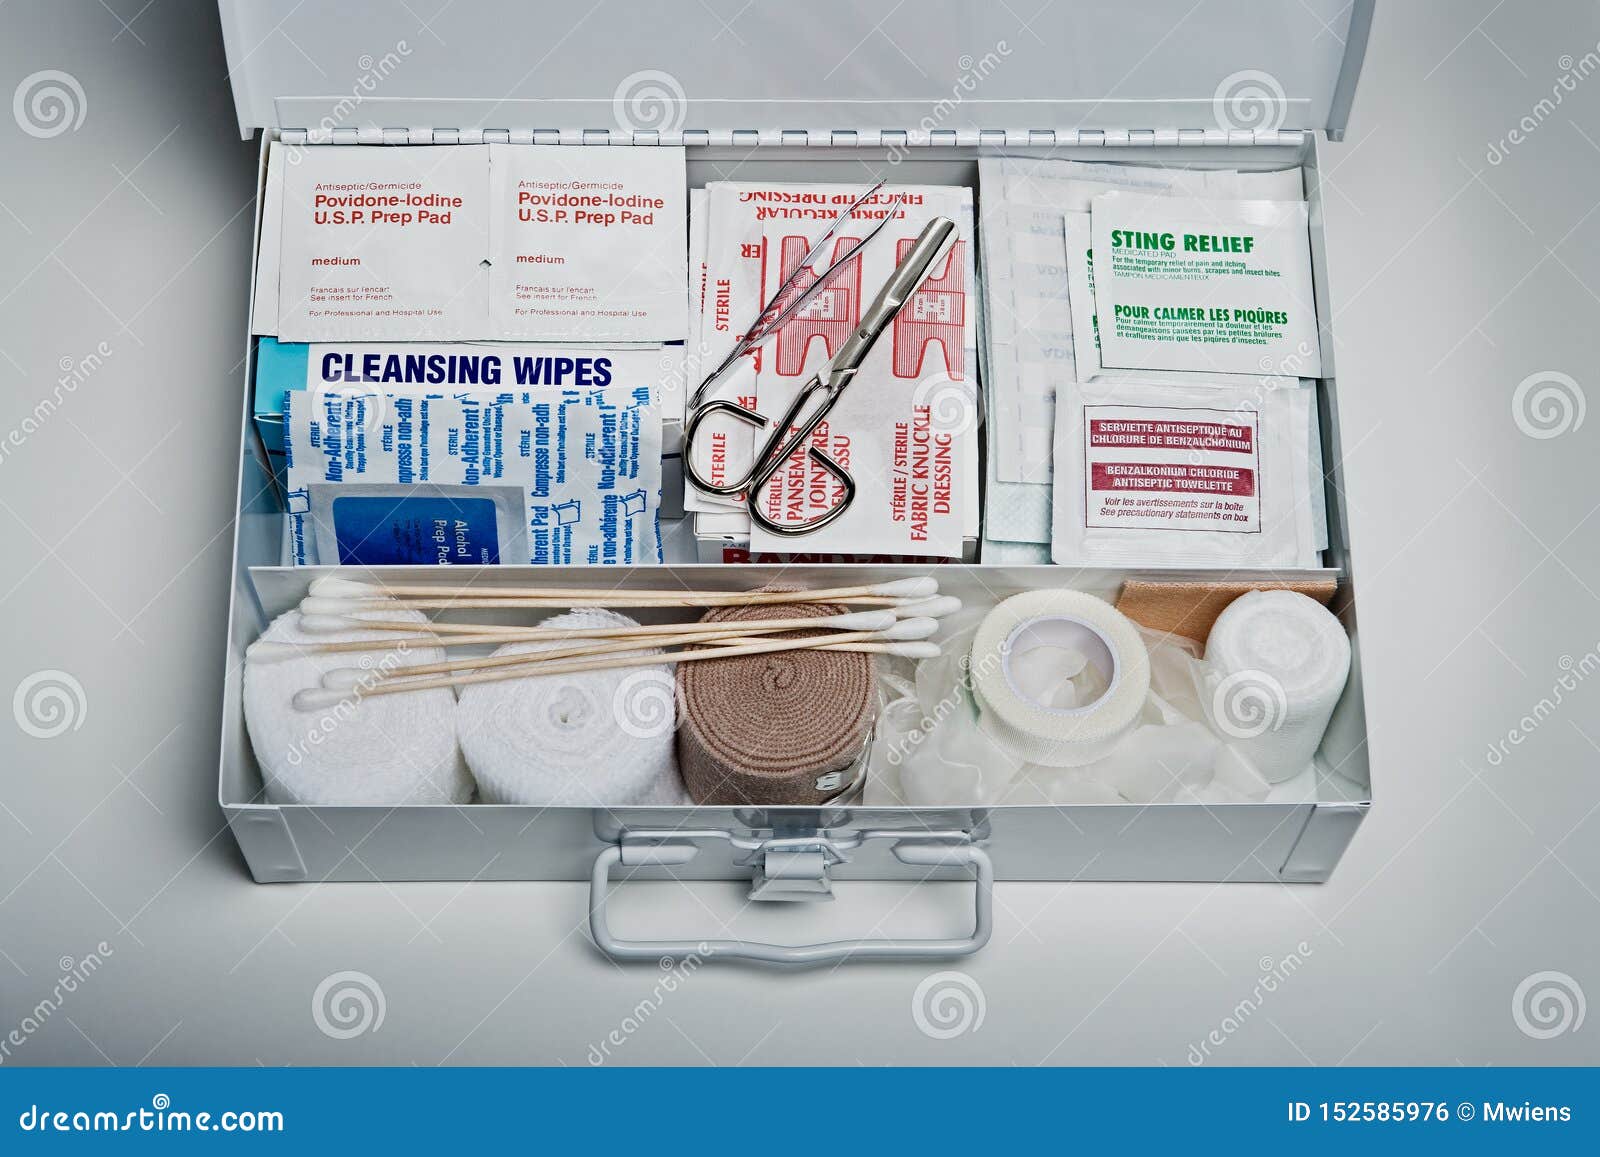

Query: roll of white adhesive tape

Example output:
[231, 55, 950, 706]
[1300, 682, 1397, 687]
[968, 590, 1151, 768]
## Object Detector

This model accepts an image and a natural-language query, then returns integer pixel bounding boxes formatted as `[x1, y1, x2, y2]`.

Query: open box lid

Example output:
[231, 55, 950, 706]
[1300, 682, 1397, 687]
[218, 0, 1372, 142]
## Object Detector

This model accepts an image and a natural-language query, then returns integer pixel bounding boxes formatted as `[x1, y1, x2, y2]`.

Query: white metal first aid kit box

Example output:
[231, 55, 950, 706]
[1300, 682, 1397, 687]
[216, 0, 1375, 962]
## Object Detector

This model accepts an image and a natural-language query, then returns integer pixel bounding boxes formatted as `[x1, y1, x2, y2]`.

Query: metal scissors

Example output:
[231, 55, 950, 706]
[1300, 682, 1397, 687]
[686, 181, 901, 416]
[684, 199, 959, 537]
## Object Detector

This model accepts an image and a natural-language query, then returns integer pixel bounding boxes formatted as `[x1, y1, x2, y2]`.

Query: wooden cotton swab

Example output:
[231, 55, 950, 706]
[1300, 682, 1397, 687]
[249, 631, 527, 661]
[294, 621, 938, 710]
[299, 594, 921, 615]
[318, 637, 941, 689]
[294, 592, 953, 630]
[298, 610, 893, 638]
[317, 623, 785, 686]
[256, 610, 897, 664]
[818, 641, 939, 659]
[317, 616, 938, 689]
[308, 575, 937, 605]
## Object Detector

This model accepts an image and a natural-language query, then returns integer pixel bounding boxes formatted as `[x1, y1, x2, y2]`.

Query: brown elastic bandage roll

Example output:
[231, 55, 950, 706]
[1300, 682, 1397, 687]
[676, 600, 877, 806]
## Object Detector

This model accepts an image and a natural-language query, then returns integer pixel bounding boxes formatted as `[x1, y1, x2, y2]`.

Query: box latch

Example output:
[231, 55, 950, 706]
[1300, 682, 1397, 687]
[748, 847, 836, 902]
[736, 832, 856, 902]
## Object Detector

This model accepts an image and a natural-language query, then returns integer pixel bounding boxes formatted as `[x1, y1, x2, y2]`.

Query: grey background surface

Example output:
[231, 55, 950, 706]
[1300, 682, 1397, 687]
[1, 0, 1597, 1066]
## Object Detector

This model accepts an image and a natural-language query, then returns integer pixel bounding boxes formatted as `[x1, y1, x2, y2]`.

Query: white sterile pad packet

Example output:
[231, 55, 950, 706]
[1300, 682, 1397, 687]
[678, 186, 710, 430]
[284, 385, 662, 566]
[1051, 377, 1323, 568]
[745, 192, 978, 557]
[276, 145, 490, 342]
[977, 158, 1227, 490]
[980, 198, 1074, 485]
[1063, 210, 1102, 379]
[487, 144, 686, 342]
[1090, 192, 1323, 377]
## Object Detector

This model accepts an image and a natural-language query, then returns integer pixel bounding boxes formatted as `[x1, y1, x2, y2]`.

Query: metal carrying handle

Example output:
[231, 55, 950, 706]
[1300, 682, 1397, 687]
[588, 840, 993, 965]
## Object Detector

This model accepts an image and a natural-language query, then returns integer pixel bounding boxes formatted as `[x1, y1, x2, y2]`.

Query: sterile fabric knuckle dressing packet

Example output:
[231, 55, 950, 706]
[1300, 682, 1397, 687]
[745, 190, 978, 558]
[685, 182, 976, 526]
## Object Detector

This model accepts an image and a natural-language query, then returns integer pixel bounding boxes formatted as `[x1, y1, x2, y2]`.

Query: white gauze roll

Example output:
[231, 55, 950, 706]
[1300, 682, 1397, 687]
[968, 590, 1151, 768]
[243, 609, 472, 805]
[457, 610, 688, 806]
[1201, 590, 1351, 783]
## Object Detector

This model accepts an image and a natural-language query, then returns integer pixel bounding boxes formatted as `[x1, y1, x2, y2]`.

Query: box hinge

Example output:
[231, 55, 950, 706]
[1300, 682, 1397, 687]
[275, 126, 1306, 149]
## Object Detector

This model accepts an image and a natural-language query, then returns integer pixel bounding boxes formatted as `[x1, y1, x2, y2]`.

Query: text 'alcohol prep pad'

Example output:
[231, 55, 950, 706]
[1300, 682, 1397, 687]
[1090, 193, 1322, 378]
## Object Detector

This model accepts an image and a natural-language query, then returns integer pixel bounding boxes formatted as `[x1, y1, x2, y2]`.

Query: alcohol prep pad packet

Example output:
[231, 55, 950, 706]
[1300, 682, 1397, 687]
[305, 483, 528, 566]
[284, 386, 663, 566]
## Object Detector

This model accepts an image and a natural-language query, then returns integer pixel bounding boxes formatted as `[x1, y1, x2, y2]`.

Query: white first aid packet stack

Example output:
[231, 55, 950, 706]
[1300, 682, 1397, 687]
[978, 158, 1308, 487]
[263, 143, 687, 344]
[284, 384, 663, 566]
